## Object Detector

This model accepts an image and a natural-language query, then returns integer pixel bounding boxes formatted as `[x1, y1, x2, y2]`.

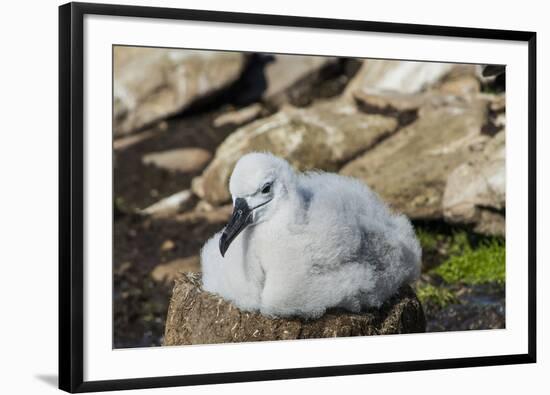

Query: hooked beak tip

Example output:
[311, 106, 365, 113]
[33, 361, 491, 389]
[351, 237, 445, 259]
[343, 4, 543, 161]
[218, 197, 252, 258]
[219, 233, 228, 257]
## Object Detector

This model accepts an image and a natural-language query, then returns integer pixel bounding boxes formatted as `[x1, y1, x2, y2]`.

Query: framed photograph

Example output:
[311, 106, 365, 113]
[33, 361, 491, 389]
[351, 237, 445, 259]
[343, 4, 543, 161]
[59, 2, 536, 392]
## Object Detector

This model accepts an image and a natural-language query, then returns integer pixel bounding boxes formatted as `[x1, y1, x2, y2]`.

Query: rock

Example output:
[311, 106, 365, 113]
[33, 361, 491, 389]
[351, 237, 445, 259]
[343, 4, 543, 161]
[352, 86, 480, 128]
[142, 148, 212, 173]
[194, 199, 215, 212]
[439, 75, 480, 97]
[213, 103, 263, 128]
[474, 210, 506, 236]
[140, 190, 193, 218]
[113, 122, 167, 151]
[488, 94, 506, 113]
[354, 90, 426, 113]
[341, 95, 489, 219]
[345, 59, 473, 96]
[160, 239, 175, 251]
[173, 204, 232, 225]
[200, 99, 398, 204]
[114, 47, 246, 135]
[442, 132, 505, 235]
[263, 55, 338, 105]
[164, 273, 425, 345]
[481, 93, 506, 137]
[352, 91, 424, 128]
[151, 256, 200, 285]
[190, 176, 206, 200]
[115, 261, 132, 276]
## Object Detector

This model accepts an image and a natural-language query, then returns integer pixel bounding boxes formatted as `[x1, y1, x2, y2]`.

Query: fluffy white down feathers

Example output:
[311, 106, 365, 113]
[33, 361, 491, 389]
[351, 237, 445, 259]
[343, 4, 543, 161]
[201, 152, 421, 319]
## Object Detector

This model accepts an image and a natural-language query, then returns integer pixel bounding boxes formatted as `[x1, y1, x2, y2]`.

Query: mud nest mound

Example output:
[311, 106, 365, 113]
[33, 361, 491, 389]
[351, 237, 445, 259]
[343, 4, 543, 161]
[164, 273, 426, 345]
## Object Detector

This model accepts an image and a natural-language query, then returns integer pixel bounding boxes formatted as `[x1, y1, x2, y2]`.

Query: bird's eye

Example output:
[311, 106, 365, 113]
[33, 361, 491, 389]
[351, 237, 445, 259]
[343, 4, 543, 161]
[261, 183, 272, 194]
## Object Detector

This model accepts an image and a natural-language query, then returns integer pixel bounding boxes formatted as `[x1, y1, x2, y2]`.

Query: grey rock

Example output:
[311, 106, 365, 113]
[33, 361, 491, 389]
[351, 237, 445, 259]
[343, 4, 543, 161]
[151, 256, 200, 285]
[142, 148, 212, 173]
[341, 94, 490, 220]
[344, 59, 477, 96]
[438, 75, 480, 97]
[199, 99, 398, 205]
[443, 132, 505, 235]
[114, 47, 246, 135]
[353, 90, 428, 113]
[213, 103, 263, 128]
[190, 175, 206, 200]
[173, 204, 233, 225]
[113, 121, 167, 151]
[140, 190, 193, 218]
[263, 55, 338, 105]
[488, 94, 506, 113]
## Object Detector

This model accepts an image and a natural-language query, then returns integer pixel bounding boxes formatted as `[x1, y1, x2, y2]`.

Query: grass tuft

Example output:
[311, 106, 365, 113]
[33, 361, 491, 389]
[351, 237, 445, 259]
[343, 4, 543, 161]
[433, 238, 505, 285]
[416, 228, 440, 251]
[416, 284, 458, 308]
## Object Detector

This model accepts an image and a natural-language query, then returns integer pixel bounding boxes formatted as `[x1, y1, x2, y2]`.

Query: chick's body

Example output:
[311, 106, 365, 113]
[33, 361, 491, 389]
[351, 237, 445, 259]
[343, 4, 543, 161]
[201, 153, 421, 319]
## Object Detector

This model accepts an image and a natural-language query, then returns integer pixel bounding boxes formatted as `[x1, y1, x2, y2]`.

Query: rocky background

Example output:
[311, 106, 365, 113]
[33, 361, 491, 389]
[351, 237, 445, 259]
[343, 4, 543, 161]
[113, 46, 505, 348]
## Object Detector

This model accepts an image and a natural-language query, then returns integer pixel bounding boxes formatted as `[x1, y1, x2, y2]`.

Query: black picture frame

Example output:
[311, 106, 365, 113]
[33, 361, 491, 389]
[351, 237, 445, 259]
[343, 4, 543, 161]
[59, 2, 537, 393]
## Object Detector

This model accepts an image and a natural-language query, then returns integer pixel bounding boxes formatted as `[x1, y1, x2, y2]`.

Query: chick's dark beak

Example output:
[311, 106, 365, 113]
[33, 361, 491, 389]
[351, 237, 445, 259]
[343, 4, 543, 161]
[219, 198, 253, 257]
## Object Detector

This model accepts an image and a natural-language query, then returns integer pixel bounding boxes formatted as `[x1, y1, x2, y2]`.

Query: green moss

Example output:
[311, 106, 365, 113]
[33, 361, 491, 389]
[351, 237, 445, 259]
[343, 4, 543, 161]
[433, 239, 505, 285]
[446, 231, 470, 256]
[415, 228, 471, 254]
[416, 228, 439, 251]
[416, 284, 458, 308]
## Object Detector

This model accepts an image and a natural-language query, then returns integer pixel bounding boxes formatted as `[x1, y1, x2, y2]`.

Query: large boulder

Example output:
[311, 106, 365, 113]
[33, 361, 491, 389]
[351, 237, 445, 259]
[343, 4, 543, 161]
[196, 99, 398, 204]
[164, 273, 425, 345]
[344, 59, 478, 96]
[442, 131, 505, 235]
[114, 47, 246, 135]
[262, 54, 338, 105]
[340, 93, 490, 220]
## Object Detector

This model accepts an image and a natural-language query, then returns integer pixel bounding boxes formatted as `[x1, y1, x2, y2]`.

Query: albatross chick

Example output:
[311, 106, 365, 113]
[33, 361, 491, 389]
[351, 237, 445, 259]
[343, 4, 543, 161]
[201, 153, 421, 319]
